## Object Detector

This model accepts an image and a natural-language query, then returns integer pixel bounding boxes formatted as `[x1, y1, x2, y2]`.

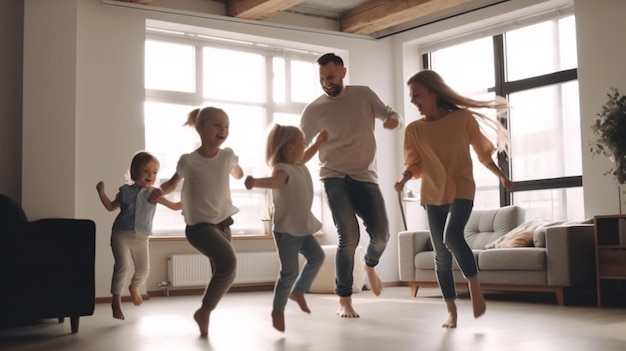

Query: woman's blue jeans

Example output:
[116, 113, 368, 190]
[323, 177, 390, 297]
[425, 199, 477, 300]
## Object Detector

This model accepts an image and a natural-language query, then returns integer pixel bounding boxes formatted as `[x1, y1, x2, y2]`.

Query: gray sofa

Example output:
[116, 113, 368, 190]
[398, 206, 596, 305]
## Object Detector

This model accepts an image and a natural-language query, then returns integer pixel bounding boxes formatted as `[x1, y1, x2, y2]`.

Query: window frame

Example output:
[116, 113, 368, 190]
[421, 16, 582, 210]
[144, 30, 324, 238]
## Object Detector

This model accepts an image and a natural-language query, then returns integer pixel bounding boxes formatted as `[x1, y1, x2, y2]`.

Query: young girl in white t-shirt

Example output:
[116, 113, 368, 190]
[245, 124, 328, 332]
[149, 107, 244, 337]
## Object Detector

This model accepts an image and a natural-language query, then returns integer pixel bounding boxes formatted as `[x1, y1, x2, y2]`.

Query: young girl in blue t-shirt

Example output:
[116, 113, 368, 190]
[96, 151, 181, 320]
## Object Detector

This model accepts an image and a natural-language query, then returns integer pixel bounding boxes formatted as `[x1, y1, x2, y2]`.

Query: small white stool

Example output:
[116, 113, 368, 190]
[308, 245, 365, 294]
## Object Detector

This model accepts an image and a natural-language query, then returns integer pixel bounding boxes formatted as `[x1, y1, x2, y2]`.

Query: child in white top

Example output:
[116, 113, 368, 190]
[149, 107, 244, 337]
[96, 151, 181, 320]
[245, 124, 328, 332]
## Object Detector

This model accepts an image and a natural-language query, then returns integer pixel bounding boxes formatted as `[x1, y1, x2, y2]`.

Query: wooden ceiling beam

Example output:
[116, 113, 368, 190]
[226, 0, 306, 20]
[339, 0, 475, 35]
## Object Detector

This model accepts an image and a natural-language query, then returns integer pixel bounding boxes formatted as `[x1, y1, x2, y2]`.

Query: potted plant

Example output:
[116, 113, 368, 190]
[589, 87, 626, 184]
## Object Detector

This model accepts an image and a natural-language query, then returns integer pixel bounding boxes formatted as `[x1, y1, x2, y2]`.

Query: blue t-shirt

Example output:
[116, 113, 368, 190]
[111, 184, 156, 233]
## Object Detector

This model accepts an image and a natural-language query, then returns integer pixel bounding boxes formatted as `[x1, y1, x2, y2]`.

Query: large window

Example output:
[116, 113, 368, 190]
[144, 31, 322, 235]
[421, 13, 583, 220]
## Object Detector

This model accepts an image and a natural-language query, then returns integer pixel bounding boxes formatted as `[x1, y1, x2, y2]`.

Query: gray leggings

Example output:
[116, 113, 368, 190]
[425, 199, 477, 300]
[185, 218, 237, 311]
[110, 231, 150, 295]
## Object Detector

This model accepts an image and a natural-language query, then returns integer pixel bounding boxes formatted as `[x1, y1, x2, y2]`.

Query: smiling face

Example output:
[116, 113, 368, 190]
[319, 62, 346, 97]
[199, 110, 230, 147]
[134, 159, 159, 188]
[409, 82, 439, 118]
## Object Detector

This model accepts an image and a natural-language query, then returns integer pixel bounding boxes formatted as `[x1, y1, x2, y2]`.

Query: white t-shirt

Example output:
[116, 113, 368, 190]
[300, 85, 400, 183]
[177, 148, 239, 225]
[272, 163, 321, 236]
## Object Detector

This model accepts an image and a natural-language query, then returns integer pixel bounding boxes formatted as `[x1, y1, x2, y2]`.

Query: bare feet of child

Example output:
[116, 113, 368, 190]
[442, 300, 457, 328]
[364, 265, 383, 296]
[129, 286, 143, 306]
[111, 295, 125, 320]
[336, 296, 359, 318]
[271, 310, 285, 332]
[289, 291, 311, 313]
[193, 308, 211, 337]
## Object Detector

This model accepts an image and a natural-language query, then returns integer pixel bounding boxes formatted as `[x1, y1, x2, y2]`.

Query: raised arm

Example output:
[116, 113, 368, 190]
[158, 197, 182, 211]
[231, 164, 244, 180]
[303, 129, 328, 164]
[96, 181, 119, 211]
[148, 173, 181, 204]
[245, 169, 289, 190]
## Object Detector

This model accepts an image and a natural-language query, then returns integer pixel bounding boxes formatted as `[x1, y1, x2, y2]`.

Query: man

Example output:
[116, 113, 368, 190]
[300, 53, 401, 318]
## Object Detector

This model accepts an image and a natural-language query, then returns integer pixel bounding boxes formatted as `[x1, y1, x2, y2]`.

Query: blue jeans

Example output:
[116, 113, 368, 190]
[323, 177, 390, 297]
[272, 232, 325, 311]
[425, 199, 477, 300]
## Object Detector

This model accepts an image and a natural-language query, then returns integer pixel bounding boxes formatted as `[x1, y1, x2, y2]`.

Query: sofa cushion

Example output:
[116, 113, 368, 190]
[464, 205, 525, 249]
[531, 220, 595, 247]
[478, 248, 546, 271]
[414, 250, 480, 271]
[485, 219, 547, 249]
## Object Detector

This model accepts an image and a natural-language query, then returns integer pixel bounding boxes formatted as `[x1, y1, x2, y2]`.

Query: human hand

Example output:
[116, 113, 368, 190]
[394, 181, 405, 193]
[96, 181, 104, 193]
[383, 116, 400, 129]
[244, 176, 255, 190]
[148, 188, 163, 204]
[316, 129, 329, 144]
[501, 177, 514, 192]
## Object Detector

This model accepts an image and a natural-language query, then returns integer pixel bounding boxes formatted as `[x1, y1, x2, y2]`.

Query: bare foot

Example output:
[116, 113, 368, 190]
[129, 286, 143, 306]
[442, 300, 457, 328]
[442, 311, 457, 328]
[472, 295, 487, 318]
[468, 277, 486, 318]
[336, 296, 359, 318]
[289, 291, 311, 313]
[193, 308, 211, 337]
[271, 310, 285, 332]
[364, 265, 383, 296]
[111, 300, 125, 320]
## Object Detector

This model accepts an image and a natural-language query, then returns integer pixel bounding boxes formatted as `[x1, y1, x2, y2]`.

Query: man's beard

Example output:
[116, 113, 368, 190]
[323, 81, 344, 97]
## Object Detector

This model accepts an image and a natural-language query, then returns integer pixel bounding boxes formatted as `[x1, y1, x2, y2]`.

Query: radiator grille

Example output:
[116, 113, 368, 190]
[167, 252, 281, 288]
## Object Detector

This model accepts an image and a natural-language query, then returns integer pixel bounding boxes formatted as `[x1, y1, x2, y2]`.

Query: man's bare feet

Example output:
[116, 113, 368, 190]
[129, 286, 143, 306]
[271, 310, 285, 332]
[364, 265, 383, 296]
[336, 296, 359, 318]
[442, 300, 457, 328]
[289, 291, 311, 313]
[111, 296, 125, 320]
[193, 308, 211, 337]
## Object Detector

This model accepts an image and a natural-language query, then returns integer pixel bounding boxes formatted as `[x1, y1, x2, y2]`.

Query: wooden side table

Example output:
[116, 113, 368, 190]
[594, 215, 626, 307]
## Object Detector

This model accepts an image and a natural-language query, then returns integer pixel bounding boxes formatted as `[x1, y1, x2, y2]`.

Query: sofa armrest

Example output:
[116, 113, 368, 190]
[545, 224, 595, 287]
[398, 230, 431, 281]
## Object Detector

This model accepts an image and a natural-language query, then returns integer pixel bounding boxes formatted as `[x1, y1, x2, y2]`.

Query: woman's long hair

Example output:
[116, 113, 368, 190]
[407, 70, 510, 154]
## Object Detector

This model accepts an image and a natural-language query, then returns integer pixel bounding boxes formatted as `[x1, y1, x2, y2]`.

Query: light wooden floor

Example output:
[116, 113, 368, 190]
[1, 287, 625, 351]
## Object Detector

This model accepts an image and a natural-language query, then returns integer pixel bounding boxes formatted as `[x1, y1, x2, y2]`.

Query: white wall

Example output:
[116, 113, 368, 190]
[574, 0, 626, 216]
[22, 0, 400, 298]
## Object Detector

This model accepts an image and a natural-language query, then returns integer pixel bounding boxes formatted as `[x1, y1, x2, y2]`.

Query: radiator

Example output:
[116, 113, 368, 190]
[167, 252, 281, 288]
